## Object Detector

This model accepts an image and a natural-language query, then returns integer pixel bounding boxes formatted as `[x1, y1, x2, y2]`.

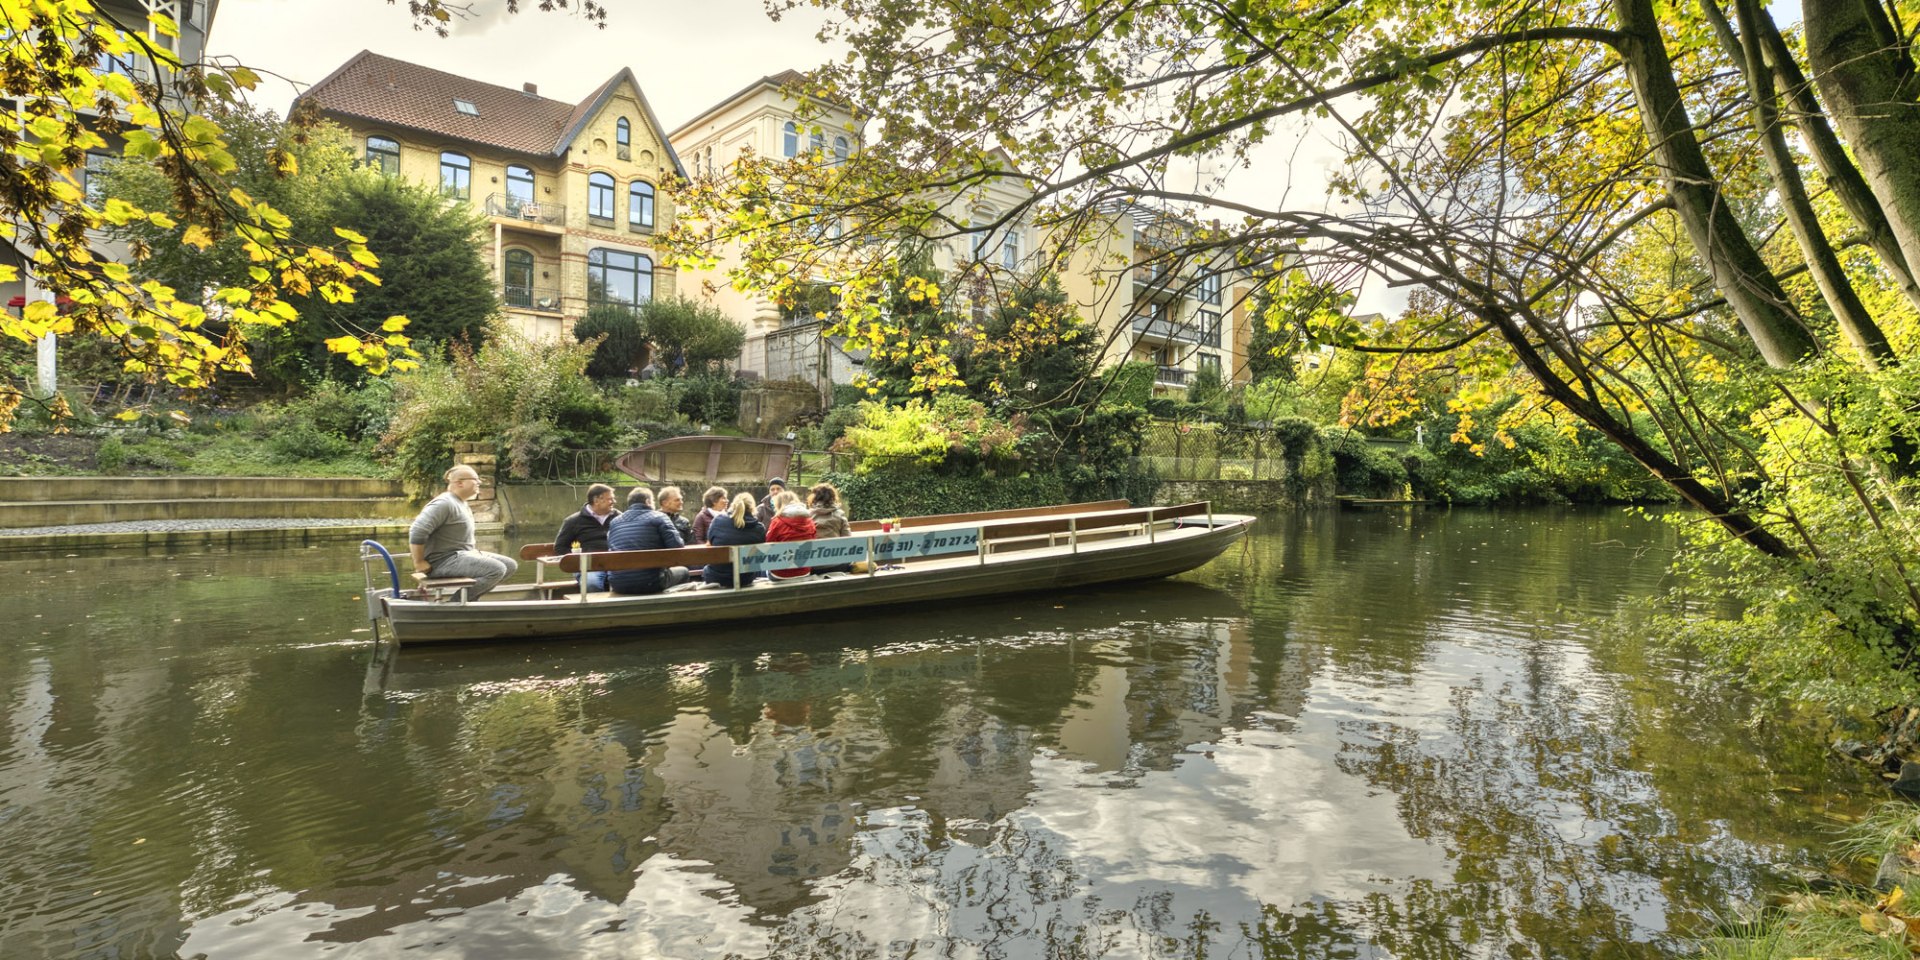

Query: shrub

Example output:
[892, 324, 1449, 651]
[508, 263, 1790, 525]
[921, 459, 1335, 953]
[573, 305, 648, 380]
[1323, 429, 1407, 497]
[95, 433, 127, 473]
[676, 373, 742, 426]
[833, 395, 1025, 475]
[638, 296, 747, 373]
[1101, 361, 1157, 407]
[267, 419, 357, 462]
[822, 471, 1070, 520]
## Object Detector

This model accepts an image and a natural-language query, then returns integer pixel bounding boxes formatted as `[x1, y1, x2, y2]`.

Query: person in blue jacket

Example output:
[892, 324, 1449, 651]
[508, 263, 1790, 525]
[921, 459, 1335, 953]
[605, 487, 689, 595]
[703, 492, 767, 588]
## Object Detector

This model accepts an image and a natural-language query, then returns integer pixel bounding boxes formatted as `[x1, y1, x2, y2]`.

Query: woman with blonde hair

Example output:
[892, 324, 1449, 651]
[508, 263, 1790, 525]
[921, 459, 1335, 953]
[702, 492, 767, 587]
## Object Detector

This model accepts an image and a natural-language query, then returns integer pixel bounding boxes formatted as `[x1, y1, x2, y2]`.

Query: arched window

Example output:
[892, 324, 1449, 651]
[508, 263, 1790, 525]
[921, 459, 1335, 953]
[809, 130, 826, 154]
[504, 249, 534, 308]
[616, 117, 631, 159]
[505, 164, 534, 211]
[629, 181, 655, 229]
[833, 136, 850, 164]
[588, 172, 615, 220]
[439, 151, 471, 200]
[587, 248, 653, 307]
[365, 136, 399, 176]
[969, 206, 997, 261]
[782, 121, 799, 158]
[1001, 229, 1022, 270]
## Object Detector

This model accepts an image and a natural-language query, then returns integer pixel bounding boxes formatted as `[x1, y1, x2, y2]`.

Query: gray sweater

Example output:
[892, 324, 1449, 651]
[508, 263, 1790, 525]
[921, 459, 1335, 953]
[409, 492, 475, 565]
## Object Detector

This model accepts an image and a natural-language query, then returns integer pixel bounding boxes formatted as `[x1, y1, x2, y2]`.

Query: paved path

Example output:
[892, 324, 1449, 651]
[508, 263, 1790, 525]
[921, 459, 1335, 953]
[0, 517, 410, 538]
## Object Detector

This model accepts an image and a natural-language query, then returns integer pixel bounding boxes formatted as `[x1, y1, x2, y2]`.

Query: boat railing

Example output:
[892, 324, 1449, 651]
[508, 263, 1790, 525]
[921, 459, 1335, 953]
[519, 502, 1222, 603]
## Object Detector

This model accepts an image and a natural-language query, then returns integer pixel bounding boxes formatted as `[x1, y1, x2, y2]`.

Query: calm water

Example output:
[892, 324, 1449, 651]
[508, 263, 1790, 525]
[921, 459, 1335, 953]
[0, 509, 1874, 959]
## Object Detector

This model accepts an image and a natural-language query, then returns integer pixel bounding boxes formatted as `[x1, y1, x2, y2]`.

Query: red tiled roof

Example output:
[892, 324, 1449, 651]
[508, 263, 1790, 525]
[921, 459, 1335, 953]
[297, 50, 592, 158]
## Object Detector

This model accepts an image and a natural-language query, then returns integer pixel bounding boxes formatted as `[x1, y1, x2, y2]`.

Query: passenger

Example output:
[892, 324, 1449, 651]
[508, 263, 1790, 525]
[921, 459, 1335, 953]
[807, 482, 854, 574]
[690, 485, 728, 544]
[552, 482, 620, 592]
[604, 487, 689, 595]
[703, 492, 767, 588]
[658, 485, 695, 543]
[764, 490, 817, 580]
[755, 476, 788, 526]
[407, 465, 519, 598]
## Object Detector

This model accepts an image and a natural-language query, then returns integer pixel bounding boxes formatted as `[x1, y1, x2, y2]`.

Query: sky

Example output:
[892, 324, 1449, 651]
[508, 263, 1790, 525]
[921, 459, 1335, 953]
[208, 0, 840, 134]
[205, 0, 1389, 311]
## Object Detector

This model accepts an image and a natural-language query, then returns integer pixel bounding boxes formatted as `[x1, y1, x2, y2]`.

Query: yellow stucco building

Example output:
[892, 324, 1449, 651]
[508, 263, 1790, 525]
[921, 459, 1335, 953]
[297, 51, 687, 342]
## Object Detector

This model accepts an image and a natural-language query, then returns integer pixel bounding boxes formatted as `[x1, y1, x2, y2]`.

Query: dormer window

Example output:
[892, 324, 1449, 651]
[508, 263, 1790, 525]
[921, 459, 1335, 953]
[453, 98, 478, 116]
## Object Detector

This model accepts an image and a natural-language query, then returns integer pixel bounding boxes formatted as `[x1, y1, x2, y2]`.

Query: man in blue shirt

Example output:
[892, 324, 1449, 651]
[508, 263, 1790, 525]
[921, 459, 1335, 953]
[604, 488, 690, 595]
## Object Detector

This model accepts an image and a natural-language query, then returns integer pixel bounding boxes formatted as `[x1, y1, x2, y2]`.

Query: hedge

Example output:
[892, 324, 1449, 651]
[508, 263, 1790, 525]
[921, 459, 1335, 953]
[820, 470, 1160, 520]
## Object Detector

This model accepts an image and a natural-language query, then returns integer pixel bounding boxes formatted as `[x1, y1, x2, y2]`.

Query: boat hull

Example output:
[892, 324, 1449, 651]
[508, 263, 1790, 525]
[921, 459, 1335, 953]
[382, 514, 1252, 645]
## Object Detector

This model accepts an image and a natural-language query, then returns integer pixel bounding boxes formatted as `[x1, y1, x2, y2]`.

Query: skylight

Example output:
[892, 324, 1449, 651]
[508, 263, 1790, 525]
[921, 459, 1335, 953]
[453, 98, 478, 116]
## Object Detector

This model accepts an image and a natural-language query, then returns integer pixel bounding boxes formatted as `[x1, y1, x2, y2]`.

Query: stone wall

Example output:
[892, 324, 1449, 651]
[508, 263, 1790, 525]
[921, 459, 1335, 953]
[737, 381, 822, 438]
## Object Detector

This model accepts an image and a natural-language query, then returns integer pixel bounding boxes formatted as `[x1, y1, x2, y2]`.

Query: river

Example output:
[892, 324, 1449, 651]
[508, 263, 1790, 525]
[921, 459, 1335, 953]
[0, 508, 1875, 958]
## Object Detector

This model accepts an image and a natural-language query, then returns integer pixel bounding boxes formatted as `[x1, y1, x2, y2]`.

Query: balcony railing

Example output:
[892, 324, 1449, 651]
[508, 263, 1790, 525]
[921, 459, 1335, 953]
[501, 282, 564, 312]
[1155, 365, 1191, 386]
[484, 193, 567, 227]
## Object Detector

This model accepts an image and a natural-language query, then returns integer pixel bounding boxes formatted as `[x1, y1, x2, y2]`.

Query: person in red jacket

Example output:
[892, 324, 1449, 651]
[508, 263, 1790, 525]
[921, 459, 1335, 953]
[763, 491, 817, 579]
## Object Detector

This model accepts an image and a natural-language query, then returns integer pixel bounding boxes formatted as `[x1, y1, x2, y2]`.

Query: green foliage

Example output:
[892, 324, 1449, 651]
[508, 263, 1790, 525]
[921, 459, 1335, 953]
[1187, 364, 1226, 407]
[573, 305, 649, 380]
[675, 373, 742, 425]
[637, 296, 747, 374]
[832, 395, 1026, 475]
[94, 433, 126, 474]
[1323, 429, 1408, 498]
[379, 333, 612, 491]
[821, 470, 1069, 520]
[1102, 361, 1157, 408]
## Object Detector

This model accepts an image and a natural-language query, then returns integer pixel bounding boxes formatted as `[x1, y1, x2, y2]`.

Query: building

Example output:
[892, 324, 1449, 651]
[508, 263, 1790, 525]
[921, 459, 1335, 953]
[296, 51, 688, 341]
[1055, 204, 1259, 394]
[2, 0, 224, 392]
[670, 73, 1045, 392]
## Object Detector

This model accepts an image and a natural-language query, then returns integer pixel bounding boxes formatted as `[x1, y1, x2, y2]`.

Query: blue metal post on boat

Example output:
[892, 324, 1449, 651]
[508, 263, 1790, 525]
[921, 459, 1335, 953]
[361, 540, 400, 594]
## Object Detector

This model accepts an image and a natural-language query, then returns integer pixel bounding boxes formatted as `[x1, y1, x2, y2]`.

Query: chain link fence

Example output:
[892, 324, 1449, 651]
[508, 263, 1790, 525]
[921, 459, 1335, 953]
[1133, 421, 1295, 481]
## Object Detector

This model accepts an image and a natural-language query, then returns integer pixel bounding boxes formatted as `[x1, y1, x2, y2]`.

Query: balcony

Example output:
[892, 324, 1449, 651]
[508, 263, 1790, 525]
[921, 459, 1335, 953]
[1133, 265, 1182, 303]
[483, 193, 566, 228]
[1132, 313, 1201, 344]
[1155, 365, 1191, 386]
[501, 282, 564, 313]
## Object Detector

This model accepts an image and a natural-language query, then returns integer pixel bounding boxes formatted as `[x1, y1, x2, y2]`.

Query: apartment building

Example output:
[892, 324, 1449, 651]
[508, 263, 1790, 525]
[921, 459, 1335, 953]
[296, 51, 688, 341]
[1057, 205, 1258, 393]
[670, 72, 1046, 389]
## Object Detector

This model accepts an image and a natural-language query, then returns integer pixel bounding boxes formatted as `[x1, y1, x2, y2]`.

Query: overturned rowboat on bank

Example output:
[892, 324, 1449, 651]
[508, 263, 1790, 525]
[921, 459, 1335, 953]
[358, 500, 1253, 645]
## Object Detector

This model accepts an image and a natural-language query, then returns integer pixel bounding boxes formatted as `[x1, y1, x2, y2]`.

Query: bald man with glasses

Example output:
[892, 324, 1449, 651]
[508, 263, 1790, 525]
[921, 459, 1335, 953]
[408, 464, 519, 598]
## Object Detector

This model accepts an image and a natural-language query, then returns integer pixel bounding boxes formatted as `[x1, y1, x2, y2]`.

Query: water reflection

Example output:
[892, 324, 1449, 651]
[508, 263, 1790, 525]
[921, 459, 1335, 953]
[0, 511, 1876, 959]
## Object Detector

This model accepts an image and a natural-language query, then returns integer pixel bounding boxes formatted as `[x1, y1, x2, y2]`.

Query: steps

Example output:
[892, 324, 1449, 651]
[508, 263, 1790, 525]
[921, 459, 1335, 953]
[0, 476, 416, 529]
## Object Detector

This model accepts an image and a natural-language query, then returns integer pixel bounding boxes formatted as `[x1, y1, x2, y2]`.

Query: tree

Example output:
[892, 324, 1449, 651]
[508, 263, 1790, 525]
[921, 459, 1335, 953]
[276, 172, 496, 385]
[572, 305, 648, 380]
[635, 297, 746, 375]
[0, 0, 600, 425]
[664, 0, 1920, 699]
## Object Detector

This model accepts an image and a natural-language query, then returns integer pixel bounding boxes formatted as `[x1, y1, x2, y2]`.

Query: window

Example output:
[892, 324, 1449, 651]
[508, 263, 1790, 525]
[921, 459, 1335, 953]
[1198, 271, 1222, 304]
[504, 249, 534, 308]
[1001, 230, 1021, 271]
[83, 153, 111, 204]
[783, 122, 799, 158]
[439, 151, 471, 199]
[453, 98, 478, 116]
[628, 181, 655, 228]
[616, 117, 631, 159]
[365, 136, 400, 176]
[587, 248, 653, 307]
[505, 164, 534, 209]
[704, 146, 714, 177]
[588, 172, 615, 219]
[97, 51, 136, 78]
[833, 136, 849, 163]
[810, 130, 826, 154]
[1197, 309, 1222, 347]
[1198, 353, 1221, 375]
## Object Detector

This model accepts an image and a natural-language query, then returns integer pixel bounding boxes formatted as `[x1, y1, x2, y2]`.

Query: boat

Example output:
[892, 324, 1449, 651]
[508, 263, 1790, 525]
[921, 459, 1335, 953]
[613, 435, 793, 486]
[358, 500, 1253, 646]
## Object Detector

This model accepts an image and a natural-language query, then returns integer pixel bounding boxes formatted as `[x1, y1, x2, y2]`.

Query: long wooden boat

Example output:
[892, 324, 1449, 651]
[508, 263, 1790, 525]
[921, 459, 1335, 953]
[359, 501, 1252, 645]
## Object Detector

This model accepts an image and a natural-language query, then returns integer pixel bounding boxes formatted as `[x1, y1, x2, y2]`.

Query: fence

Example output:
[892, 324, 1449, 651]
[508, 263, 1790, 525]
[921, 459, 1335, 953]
[1133, 421, 1293, 481]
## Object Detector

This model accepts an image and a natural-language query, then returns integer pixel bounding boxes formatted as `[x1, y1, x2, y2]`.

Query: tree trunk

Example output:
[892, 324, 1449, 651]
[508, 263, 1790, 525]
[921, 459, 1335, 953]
[1753, 3, 1920, 316]
[1612, 0, 1820, 368]
[1723, 0, 1895, 368]
[1802, 0, 1920, 289]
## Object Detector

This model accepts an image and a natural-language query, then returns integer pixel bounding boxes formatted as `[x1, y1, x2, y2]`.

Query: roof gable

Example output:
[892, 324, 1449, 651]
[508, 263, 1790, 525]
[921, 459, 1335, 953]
[297, 51, 688, 176]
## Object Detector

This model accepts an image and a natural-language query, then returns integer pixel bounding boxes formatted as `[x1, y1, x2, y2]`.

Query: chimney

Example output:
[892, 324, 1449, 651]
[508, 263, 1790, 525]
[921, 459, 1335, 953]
[522, 82, 538, 96]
